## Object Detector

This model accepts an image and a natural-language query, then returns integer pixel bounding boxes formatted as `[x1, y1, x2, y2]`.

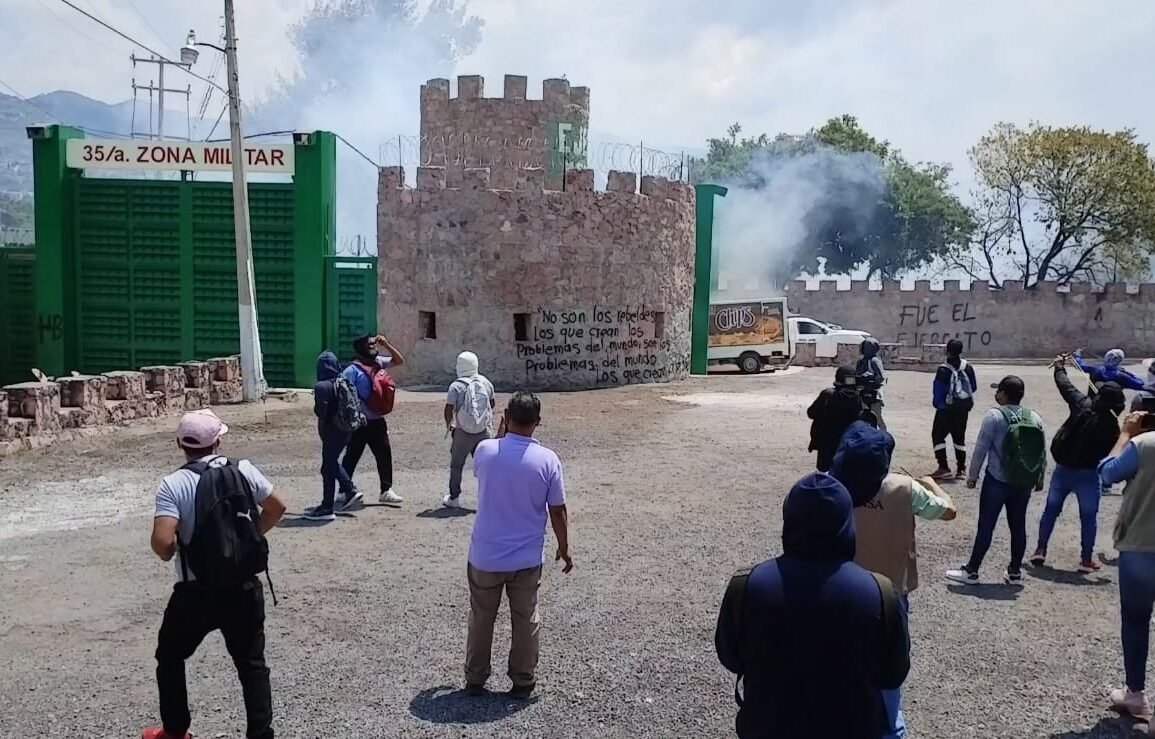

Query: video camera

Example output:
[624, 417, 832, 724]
[1138, 397, 1155, 431]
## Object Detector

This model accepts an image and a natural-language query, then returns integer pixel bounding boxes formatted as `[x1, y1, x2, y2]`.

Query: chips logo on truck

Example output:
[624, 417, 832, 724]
[708, 298, 792, 374]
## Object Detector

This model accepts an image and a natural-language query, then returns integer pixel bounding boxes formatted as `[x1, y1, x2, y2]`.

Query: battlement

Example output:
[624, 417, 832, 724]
[377, 166, 693, 202]
[420, 75, 590, 108]
[788, 278, 1150, 297]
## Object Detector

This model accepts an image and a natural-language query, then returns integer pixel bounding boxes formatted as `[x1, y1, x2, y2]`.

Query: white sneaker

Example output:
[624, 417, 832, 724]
[442, 495, 462, 509]
[340, 490, 364, 511]
[380, 489, 404, 504]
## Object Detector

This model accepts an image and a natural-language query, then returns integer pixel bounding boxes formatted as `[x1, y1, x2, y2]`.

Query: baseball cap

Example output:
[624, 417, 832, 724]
[176, 409, 229, 448]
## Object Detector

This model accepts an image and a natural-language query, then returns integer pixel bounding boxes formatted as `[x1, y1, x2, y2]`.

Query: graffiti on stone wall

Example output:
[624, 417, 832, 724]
[895, 301, 993, 350]
[516, 306, 687, 385]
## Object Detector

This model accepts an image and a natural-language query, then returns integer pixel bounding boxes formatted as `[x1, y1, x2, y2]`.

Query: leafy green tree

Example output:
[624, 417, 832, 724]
[692, 116, 974, 279]
[957, 122, 1155, 286]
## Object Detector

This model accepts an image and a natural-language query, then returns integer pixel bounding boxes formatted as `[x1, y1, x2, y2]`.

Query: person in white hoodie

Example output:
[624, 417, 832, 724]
[443, 351, 496, 508]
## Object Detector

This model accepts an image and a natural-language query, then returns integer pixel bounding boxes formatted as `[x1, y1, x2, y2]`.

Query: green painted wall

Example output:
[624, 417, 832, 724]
[691, 183, 727, 375]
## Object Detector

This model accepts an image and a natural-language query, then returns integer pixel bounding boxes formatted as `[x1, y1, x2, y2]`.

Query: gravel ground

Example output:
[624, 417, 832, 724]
[0, 363, 1148, 738]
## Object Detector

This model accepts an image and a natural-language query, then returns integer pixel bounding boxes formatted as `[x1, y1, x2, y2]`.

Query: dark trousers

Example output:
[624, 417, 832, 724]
[342, 417, 392, 493]
[1036, 464, 1100, 561]
[966, 474, 1031, 575]
[155, 580, 272, 739]
[1119, 551, 1155, 691]
[931, 408, 969, 469]
[319, 429, 354, 509]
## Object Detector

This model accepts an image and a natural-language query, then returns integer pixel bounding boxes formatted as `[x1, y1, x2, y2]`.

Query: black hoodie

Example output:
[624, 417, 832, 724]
[715, 473, 910, 739]
[314, 351, 344, 436]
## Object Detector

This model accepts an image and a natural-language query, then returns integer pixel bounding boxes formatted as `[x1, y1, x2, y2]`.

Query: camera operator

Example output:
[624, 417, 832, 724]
[1098, 409, 1155, 720]
[856, 338, 888, 431]
[807, 365, 866, 472]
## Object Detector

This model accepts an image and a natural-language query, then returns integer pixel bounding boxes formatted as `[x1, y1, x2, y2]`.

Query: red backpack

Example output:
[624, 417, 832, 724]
[353, 360, 397, 416]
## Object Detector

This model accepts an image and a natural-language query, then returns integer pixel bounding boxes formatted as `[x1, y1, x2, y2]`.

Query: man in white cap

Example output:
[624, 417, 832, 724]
[143, 410, 286, 739]
[443, 351, 496, 508]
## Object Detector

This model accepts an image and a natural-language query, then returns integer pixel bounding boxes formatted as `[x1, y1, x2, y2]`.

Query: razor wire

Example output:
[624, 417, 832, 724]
[377, 134, 691, 181]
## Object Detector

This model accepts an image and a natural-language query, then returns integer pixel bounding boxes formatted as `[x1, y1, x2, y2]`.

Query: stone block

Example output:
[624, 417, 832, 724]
[457, 74, 484, 99]
[142, 365, 186, 398]
[206, 356, 241, 383]
[179, 361, 212, 390]
[0, 418, 32, 442]
[210, 381, 243, 405]
[3, 381, 62, 435]
[183, 388, 211, 410]
[570, 86, 590, 111]
[103, 370, 147, 401]
[515, 168, 545, 191]
[57, 375, 106, 409]
[503, 74, 527, 100]
[542, 77, 570, 105]
[463, 167, 491, 190]
[565, 168, 594, 192]
[606, 170, 637, 193]
[0, 390, 6, 426]
[417, 167, 446, 192]
[57, 407, 88, 430]
[639, 175, 668, 198]
[921, 343, 947, 363]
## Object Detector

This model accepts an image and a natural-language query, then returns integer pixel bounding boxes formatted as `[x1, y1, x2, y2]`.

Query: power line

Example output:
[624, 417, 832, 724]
[56, 0, 227, 95]
[336, 134, 381, 168]
[126, 0, 175, 55]
[35, 0, 119, 54]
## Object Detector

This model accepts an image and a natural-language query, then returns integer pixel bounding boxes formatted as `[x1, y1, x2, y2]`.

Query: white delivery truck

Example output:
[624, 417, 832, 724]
[707, 297, 793, 374]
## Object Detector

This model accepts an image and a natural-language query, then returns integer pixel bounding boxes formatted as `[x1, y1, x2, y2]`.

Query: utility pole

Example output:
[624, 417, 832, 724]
[130, 54, 192, 140]
[223, 0, 266, 400]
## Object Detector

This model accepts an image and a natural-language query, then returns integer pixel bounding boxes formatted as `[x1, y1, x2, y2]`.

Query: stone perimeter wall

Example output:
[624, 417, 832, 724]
[420, 74, 590, 190]
[785, 279, 1155, 359]
[377, 165, 696, 390]
[0, 356, 243, 456]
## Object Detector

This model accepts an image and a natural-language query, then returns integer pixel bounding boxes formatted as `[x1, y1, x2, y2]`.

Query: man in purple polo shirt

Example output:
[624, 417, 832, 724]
[465, 391, 572, 700]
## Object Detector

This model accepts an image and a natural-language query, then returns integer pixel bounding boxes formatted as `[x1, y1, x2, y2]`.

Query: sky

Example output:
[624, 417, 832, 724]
[3, 0, 1155, 241]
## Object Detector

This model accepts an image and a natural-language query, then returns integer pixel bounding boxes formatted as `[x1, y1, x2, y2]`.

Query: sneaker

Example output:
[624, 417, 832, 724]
[142, 729, 191, 739]
[508, 683, 536, 700]
[339, 490, 364, 511]
[465, 683, 487, 697]
[945, 567, 979, 585]
[1030, 549, 1047, 567]
[929, 467, 954, 481]
[442, 494, 463, 509]
[1110, 687, 1150, 718]
[955, 467, 967, 480]
[1004, 570, 1025, 586]
[302, 506, 336, 522]
[1079, 557, 1102, 573]
[380, 488, 404, 504]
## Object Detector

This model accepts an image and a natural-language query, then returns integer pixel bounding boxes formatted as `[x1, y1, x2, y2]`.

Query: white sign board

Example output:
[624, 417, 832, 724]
[65, 139, 295, 173]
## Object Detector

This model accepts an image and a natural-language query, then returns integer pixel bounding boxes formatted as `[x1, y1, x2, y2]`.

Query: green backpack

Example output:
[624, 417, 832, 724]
[997, 406, 1046, 488]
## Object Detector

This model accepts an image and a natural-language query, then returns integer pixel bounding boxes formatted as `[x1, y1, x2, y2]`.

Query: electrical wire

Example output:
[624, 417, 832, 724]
[56, 0, 228, 95]
[336, 134, 381, 168]
[126, 0, 175, 56]
[35, 0, 119, 54]
[205, 130, 295, 143]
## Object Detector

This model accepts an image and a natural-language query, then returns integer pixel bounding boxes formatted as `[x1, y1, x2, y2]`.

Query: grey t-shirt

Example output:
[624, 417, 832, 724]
[447, 374, 495, 432]
[154, 454, 274, 581]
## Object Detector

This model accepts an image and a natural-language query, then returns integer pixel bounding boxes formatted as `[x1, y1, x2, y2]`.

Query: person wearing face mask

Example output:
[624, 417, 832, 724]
[340, 334, 405, 504]
[1074, 348, 1145, 391]
[1031, 355, 1124, 572]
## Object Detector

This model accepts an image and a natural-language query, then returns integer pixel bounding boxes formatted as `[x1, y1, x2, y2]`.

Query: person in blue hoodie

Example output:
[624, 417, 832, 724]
[1074, 348, 1145, 391]
[306, 351, 361, 521]
[930, 339, 979, 480]
[715, 473, 910, 739]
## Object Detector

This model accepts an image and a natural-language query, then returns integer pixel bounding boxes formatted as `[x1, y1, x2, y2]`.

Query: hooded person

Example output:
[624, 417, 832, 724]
[807, 364, 867, 472]
[442, 351, 496, 509]
[340, 333, 406, 504]
[305, 351, 361, 520]
[715, 473, 910, 739]
[1031, 355, 1125, 571]
[857, 338, 888, 431]
[830, 421, 957, 739]
[930, 339, 979, 480]
[1075, 348, 1145, 391]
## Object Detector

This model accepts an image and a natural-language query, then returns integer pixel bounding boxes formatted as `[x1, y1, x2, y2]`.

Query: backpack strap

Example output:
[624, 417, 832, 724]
[870, 571, 905, 682]
[726, 567, 752, 707]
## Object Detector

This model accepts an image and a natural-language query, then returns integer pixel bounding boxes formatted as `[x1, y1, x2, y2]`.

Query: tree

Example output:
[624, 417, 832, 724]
[691, 116, 974, 280]
[256, 0, 483, 126]
[954, 122, 1155, 287]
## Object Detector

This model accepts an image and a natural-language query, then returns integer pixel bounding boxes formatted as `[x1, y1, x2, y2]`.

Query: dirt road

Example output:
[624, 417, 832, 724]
[0, 364, 1140, 738]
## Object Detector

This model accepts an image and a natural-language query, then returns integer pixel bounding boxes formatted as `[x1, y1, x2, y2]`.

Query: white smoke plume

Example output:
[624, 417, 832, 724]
[712, 143, 889, 299]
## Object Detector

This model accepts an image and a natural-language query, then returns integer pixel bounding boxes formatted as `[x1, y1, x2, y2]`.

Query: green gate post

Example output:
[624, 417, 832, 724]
[29, 125, 84, 377]
[690, 183, 727, 375]
[292, 130, 337, 387]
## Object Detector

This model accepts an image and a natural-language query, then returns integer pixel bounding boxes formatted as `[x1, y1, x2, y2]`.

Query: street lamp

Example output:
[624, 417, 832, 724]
[186, 4, 266, 401]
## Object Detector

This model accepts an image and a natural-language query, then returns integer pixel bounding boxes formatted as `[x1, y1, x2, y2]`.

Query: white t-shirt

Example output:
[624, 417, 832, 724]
[154, 454, 273, 581]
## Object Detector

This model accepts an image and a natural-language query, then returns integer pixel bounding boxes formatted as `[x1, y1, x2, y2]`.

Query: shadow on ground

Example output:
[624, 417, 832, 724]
[946, 584, 1022, 601]
[1027, 565, 1113, 587]
[1048, 715, 1147, 738]
[278, 516, 335, 529]
[417, 507, 475, 519]
[408, 685, 536, 724]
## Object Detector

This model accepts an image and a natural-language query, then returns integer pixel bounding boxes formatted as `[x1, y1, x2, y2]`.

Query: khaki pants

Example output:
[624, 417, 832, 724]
[465, 563, 542, 688]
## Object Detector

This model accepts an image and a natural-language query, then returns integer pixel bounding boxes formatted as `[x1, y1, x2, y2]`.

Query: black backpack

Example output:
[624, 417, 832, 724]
[179, 459, 270, 589]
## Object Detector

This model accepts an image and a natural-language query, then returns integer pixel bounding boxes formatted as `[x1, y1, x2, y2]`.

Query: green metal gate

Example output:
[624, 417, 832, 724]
[0, 246, 36, 385]
[324, 256, 378, 355]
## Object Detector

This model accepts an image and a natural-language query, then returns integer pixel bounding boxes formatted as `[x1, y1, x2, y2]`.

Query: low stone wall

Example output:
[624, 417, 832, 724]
[0, 356, 243, 456]
[792, 341, 943, 372]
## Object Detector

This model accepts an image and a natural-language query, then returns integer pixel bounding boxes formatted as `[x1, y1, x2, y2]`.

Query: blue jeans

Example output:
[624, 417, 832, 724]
[1036, 464, 1100, 561]
[880, 595, 910, 739]
[966, 474, 1032, 574]
[320, 429, 354, 509]
[1119, 552, 1155, 691]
